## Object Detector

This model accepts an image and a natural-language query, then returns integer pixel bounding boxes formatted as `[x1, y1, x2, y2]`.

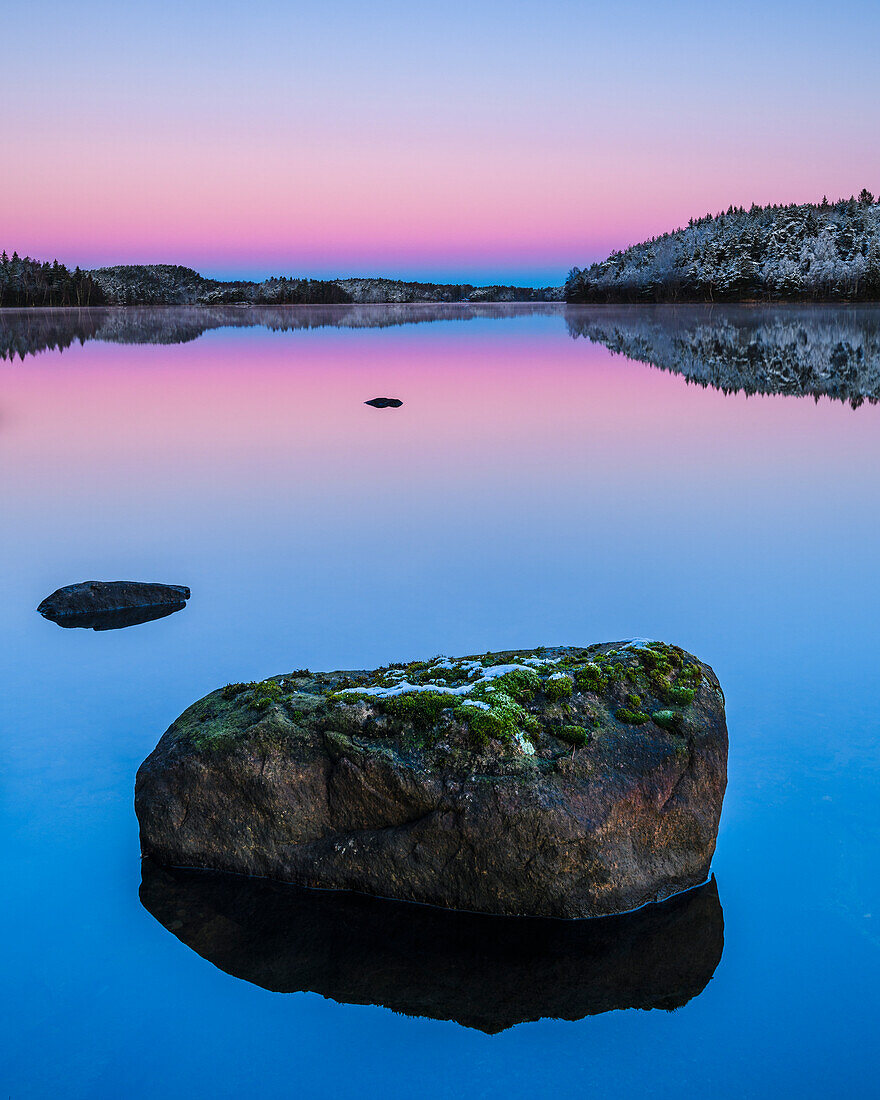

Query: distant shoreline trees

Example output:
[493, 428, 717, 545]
[0, 252, 106, 307]
[83, 265, 354, 305]
[565, 194, 880, 303]
[0, 257, 558, 307]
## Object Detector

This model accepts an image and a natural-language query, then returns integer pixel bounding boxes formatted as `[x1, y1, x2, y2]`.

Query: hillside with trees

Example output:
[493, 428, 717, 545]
[88, 267, 560, 305]
[335, 277, 562, 303]
[0, 259, 560, 306]
[88, 265, 353, 305]
[0, 252, 106, 307]
[566, 193, 880, 302]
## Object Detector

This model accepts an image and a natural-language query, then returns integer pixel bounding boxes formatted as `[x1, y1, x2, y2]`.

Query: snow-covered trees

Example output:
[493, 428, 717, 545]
[86, 265, 354, 305]
[565, 196, 880, 302]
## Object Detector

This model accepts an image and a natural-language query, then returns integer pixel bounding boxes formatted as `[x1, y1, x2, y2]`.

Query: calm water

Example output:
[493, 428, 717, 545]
[2, 305, 879, 1097]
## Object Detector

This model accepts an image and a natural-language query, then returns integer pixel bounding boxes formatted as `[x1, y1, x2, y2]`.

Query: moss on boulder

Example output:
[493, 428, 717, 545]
[135, 641, 728, 919]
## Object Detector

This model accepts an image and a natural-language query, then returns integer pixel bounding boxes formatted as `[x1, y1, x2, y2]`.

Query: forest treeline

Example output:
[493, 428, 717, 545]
[0, 252, 106, 306]
[88, 265, 354, 305]
[566, 193, 880, 303]
[87, 267, 557, 304]
[0, 257, 559, 306]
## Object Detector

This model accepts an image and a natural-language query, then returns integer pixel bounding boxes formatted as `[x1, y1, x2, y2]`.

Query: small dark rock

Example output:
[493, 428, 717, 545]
[364, 397, 403, 408]
[38, 580, 190, 626]
[140, 860, 724, 1032]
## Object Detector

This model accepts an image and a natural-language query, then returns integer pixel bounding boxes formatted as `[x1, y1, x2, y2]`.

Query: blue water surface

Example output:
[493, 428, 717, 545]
[1, 306, 878, 1097]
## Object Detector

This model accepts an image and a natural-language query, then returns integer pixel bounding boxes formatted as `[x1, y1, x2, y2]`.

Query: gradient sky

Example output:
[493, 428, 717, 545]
[5, 0, 880, 283]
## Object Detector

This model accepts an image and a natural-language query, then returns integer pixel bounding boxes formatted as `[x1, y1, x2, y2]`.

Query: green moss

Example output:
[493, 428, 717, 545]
[575, 663, 607, 692]
[448, 666, 545, 749]
[204, 647, 708, 761]
[634, 646, 671, 672]
[252, 680, 286, 710]
[188, 728, 238, 751]
[492, 667, 541, 701]
[557, 724, 588, 747]
[652, 709, 682, 731]
[382, 691, 460, 729]
[221, 679, 286, 711]
[645, 641, 683, 668]
[455, 690, 529, 749]
[676, 663, 704, 687]
[616, 707, 649, 725]
[544, 675, 574, 702]
[647, 668, 672, 694]
[420, 668, 473, 687]
[221, 682, 251, 700]
[399, 660, 477, 689]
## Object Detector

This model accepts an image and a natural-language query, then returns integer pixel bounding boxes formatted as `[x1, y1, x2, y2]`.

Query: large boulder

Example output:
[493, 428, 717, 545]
[135, 641, 727, 919]
[140, 860, 724, 1032]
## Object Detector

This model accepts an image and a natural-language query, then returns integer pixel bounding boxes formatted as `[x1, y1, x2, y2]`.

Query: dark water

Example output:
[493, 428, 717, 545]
[2, 305, 879, 1097]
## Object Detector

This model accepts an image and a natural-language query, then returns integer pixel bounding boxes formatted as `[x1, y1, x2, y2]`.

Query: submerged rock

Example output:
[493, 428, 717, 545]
[38, 580, 190, 626]
[364, 397, 403, 408]
[135, 642, 727, 919]
[140, 860, 724, 1032]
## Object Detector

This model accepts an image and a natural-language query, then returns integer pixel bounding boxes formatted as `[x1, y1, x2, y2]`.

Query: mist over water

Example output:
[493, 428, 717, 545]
[2, 306, 879, 1097]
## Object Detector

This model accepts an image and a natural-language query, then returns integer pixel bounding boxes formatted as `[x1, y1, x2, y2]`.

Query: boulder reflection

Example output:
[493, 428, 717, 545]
[140, 859, 724, 1033]
[41, 602, 187, 630]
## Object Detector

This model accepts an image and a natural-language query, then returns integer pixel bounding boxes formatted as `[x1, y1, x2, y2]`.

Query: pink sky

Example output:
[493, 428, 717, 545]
[5, 1, 880, 283]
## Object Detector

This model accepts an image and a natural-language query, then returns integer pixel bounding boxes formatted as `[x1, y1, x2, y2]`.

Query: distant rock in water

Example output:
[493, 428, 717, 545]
[135, 642, 727, 919]
[38, 581, 190, 629]
[364, 397, 403, 408]
[567, 305, 880, 406]
[140, 860, 724, 1032]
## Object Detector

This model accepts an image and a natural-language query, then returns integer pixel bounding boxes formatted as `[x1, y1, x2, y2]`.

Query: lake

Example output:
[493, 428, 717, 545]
[2, 304, 878, 1097]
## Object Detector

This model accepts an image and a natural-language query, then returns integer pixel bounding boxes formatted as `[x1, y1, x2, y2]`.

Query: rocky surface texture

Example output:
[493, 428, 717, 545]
[136, 641, 727, 918]
[140, 860, 724, 1032]
[39, 580, 190, 623]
